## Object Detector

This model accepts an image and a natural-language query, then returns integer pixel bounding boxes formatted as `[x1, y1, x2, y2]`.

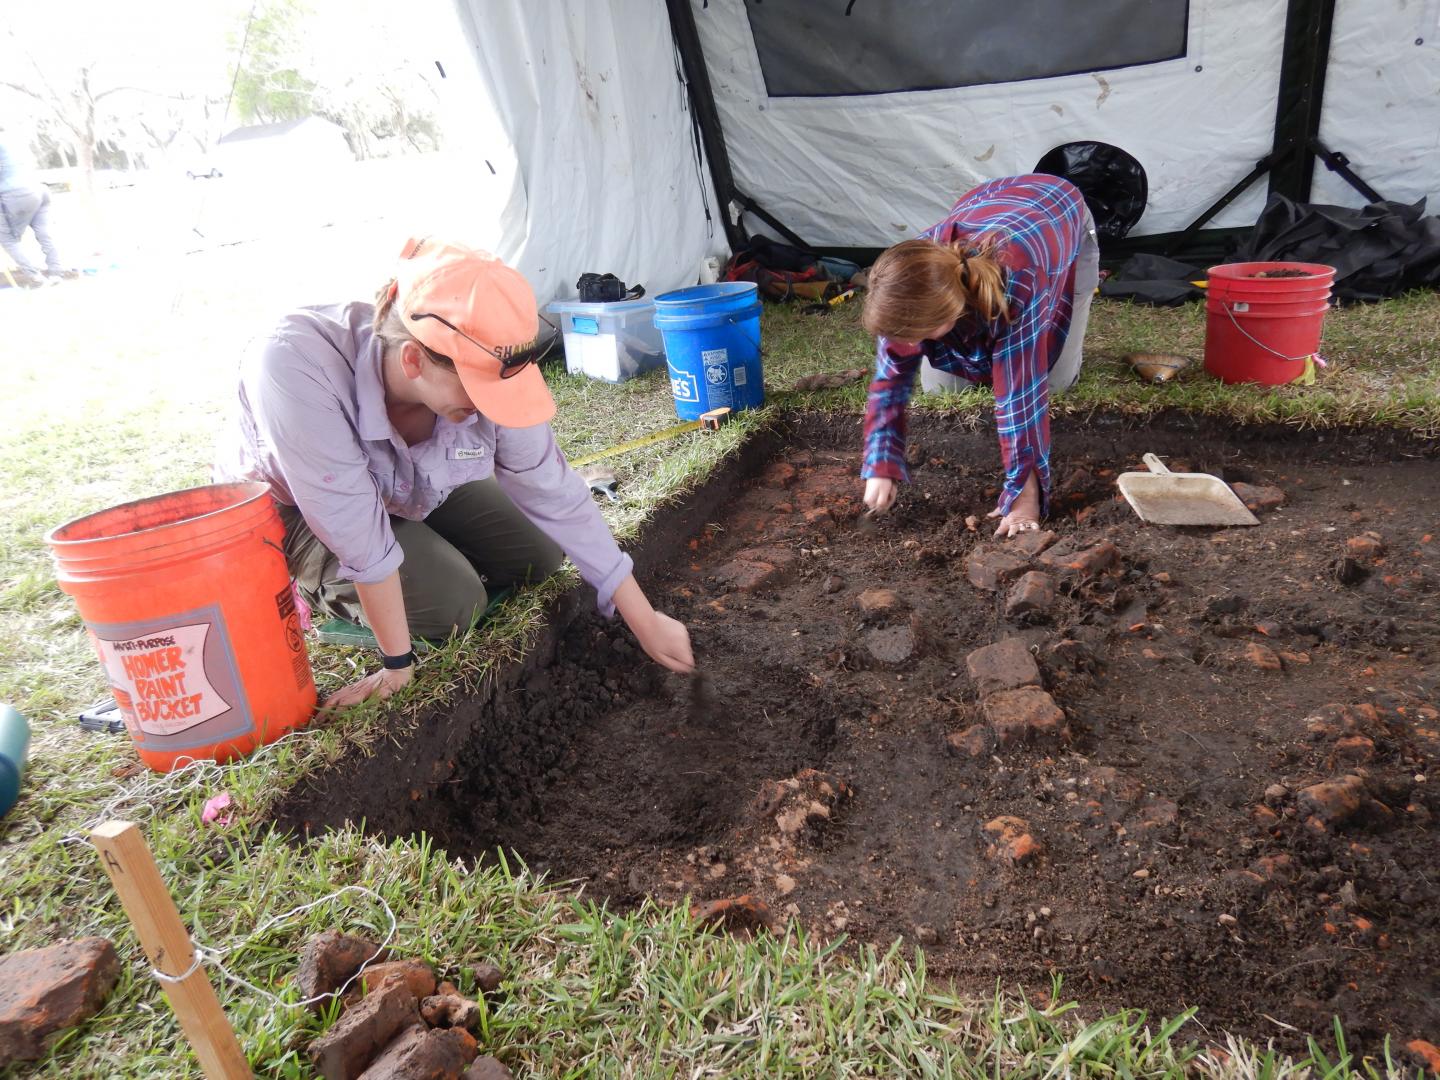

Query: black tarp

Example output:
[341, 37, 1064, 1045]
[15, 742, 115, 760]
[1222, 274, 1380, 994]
[1231, 195, 1440, 302]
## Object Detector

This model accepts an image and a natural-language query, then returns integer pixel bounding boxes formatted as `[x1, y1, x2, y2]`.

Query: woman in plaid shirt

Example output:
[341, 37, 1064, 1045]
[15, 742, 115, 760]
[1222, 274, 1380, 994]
[859, 174, 1099, 538]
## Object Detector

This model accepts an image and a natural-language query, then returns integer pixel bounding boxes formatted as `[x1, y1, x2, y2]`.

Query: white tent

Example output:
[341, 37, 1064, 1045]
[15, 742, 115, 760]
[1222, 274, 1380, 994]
[450, 0, 1440, 304]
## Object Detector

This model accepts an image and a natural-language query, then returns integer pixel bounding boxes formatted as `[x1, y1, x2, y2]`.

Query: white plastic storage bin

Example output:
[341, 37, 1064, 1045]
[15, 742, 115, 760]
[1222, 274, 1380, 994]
[546, 296, 666, 383]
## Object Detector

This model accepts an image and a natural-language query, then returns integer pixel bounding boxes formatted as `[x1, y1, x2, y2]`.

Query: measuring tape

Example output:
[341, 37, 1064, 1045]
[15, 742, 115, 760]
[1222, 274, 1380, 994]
[568, 407, 732, 468]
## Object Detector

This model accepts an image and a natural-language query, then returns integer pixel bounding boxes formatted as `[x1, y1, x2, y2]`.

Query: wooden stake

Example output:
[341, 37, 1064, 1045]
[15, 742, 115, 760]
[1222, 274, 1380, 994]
[91, 820, 251, 1079]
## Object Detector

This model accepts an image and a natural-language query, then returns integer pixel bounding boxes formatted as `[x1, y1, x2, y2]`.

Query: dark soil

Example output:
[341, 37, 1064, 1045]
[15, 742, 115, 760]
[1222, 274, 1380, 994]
[276, 413, 1440, 1055]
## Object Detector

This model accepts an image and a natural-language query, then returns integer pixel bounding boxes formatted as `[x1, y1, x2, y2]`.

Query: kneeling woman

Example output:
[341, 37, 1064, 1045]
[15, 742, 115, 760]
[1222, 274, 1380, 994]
[217, 237, 694, 706]
[859, 174, 1099, 538]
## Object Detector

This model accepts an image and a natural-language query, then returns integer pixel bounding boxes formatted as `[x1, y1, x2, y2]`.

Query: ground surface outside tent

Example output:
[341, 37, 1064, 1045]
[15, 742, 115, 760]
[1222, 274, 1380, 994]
[276, 412, 1440, 1055]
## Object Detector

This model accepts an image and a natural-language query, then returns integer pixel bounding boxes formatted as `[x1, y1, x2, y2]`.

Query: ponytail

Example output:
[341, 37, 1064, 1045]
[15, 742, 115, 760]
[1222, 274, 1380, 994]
[371, 276, 455, 370]
[861, 235, 1012, 343]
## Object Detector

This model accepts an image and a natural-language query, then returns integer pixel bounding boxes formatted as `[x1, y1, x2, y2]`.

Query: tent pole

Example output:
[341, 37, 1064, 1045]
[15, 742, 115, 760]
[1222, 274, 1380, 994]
[666, 0, 746, 251]
[1268, 0, 1337, 202]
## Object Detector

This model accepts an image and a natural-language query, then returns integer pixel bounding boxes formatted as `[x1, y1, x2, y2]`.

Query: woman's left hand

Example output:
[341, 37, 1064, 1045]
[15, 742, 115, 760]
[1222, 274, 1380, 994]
[987, 471, 1043, 539]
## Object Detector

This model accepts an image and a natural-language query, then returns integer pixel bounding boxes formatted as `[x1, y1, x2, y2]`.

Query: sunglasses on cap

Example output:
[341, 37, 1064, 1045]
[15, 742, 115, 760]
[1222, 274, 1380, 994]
[408, 310, 560, 379]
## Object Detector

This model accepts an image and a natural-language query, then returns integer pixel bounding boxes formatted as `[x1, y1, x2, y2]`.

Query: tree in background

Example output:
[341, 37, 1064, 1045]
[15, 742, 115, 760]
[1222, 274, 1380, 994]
[229, 0, 443, 158]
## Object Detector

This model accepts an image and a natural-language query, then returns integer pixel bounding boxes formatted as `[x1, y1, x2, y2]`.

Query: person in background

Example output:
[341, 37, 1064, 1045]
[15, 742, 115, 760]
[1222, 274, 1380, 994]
[858, 174, 1099, 538]
[216, 237, 695, 707]
[0, 131, 65, 285]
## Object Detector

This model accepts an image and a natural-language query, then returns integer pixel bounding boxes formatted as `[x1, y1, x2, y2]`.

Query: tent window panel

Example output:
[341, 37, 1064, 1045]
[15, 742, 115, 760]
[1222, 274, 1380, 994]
[744, 0, 1190, 97]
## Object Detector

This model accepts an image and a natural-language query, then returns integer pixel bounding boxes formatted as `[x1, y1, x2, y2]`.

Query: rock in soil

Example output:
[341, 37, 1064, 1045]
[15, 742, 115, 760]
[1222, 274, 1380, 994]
[310, 980, 422, 1080]
[1005, 571, 1057, 618]
[983, 816, 1042, 864]
[946, 724, 996, 758]
[356, 1024, 476, 1080]
[965, 637, 1041, 696]
[0, 938, 119, 1065]
[691, 895, 777, 933]
[464, 1058, 515, 1080]
[421, 994, 480, 1031]
[361, 960, 437, 1002]
[298, 931, 389, 1007]
[1297, 774, 1368, 826]
[856, 587, 904, 617]
[471, 962, 503, 995]
[865, 624, 916, 665]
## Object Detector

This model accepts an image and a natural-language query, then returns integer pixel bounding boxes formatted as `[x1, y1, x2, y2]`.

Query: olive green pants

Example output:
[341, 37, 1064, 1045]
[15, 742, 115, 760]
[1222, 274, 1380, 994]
[280, 479, 564, 640]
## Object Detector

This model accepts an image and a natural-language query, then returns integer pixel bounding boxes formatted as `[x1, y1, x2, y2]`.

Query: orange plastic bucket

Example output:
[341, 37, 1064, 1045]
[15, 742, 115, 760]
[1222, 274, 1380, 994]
[47, 482, 316, 772]
[1204, 261, 1335, 384]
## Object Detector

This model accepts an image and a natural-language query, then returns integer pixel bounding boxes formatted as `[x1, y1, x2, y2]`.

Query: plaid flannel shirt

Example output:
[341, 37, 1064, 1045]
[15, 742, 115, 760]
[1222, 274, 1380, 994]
[861, 174, 1088, 516]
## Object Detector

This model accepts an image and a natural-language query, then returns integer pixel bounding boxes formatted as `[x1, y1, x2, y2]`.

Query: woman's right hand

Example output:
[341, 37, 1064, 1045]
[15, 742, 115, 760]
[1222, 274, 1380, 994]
[323, 663, 413, 710]
[863, 477, 897, 516]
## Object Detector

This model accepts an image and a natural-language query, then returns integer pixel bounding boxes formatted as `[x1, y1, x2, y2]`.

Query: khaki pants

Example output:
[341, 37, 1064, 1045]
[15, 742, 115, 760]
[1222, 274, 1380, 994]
[920, 204, 1100, 396]
[280, 479, 564, 639]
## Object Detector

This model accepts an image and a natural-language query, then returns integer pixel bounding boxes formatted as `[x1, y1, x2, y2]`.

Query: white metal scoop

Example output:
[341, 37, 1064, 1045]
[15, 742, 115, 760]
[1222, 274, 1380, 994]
[1117, 453, 1260, 527]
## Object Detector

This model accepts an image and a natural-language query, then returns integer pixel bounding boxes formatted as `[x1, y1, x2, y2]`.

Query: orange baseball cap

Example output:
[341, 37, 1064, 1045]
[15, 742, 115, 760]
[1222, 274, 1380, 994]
[394, 237, 556, 427]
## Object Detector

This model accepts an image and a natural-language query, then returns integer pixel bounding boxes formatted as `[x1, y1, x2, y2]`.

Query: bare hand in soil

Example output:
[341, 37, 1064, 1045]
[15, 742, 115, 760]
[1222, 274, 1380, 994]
[323, 663, 413, 709]
[989, 471, 1042, 538]
[863, 477, 896, 516]
[633, 610, 695, 673]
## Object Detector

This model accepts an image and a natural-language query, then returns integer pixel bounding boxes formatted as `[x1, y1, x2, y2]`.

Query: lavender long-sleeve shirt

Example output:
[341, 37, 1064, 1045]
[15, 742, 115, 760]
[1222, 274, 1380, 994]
[215, 302, 633, 615]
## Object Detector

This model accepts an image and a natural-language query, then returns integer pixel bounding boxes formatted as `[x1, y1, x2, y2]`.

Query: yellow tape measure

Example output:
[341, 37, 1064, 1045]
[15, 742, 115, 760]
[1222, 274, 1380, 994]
[568, 407, 731, 468]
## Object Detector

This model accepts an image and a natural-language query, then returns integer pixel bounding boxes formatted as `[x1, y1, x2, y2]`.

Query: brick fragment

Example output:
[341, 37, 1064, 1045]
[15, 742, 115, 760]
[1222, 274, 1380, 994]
[355, 1023, 474, 1080]
[965, 638, 1041, 696]
[983, 816, 1042, 864]
[856, 588, 903, 616]
[982, 687, 1069, 745]
[1039, 541, 1119, 578]
[362, 960, 437, 1002]
[1010, 529, 1058, 556]
[1297, 774, 1367, 826]
[298, 931, 389, 1006]
[310, 980, 422, 1080]
[966, 548, 1029, 591]
[1345, 532, 1385, 559]
[691, 895, 776, 933]
[1244, 642, 1283, 671]
[945, 725, 995, 759]
[1005, 571, 1057, 618]
[1231, 483, 1286, 511]
[0, 938, 119, 1065]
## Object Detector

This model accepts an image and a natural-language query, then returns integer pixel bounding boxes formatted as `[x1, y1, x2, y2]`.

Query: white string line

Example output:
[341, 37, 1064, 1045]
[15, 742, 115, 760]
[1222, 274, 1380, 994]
[147, 885, 398, 1008]
[60, 727, 322, 844]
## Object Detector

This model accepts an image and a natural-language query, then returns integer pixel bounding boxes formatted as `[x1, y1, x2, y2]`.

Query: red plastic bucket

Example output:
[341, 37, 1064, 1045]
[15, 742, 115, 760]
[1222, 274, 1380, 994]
[1204, 262, 1335, 385]
[47, 483, 316, 773]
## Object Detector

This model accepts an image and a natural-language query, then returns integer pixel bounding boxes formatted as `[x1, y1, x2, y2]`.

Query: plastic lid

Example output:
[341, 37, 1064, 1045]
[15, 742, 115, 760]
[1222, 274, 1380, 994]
[546, 296, 656, 315]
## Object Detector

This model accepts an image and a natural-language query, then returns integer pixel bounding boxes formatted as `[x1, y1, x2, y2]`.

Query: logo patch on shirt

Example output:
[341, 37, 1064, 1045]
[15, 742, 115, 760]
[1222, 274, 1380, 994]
[450, 447, 487, 460]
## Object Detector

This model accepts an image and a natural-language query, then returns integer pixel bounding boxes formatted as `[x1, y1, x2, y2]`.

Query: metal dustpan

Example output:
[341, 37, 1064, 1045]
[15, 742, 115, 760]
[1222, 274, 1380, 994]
[1117, 454, 1259, 527]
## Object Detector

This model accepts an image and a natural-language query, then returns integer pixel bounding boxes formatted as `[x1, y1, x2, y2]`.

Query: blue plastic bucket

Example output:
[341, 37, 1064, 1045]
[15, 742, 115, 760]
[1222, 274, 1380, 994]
[652, 282, 764, 420]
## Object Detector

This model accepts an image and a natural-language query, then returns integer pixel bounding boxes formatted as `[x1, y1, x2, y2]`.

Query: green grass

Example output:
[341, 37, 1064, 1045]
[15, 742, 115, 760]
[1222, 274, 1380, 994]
[2, 269, 1437, 1077]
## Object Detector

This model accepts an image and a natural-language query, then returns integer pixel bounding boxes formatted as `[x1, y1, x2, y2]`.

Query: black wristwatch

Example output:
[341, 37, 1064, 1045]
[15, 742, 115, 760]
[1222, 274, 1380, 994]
[381, 649, 416, 671]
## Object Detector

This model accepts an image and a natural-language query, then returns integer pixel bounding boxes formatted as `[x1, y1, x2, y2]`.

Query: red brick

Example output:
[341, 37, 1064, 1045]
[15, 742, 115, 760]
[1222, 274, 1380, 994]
[946, 725, 995, 758]
[714, 547, 795, 593]
[966, 638, 1041, 696]
[983, 816, 1042, 864]
[966, 548, 1029, 591]
[1253, 854, 1294, 881]
[1297, 774, 1367, 826]
[1231, 483, 1286, 511]
[1135, 798, 1178, 831]
[465, 1058, 515, 1080]
[0, 938, 119, 1064]
[1010, 529, 1058, 556]
[1039, 540, 1120, 578]
[1005, 571, 1057, 618]
[1243, 642, 1283, 671]
[691, 895, 777, 933]
[982, 687, 1069, 745]
[310, 980, 422, 1080]
[1408, 1041, 1440, 1074]
[760, 462, 798, 489]
[420, 994, 480, 1031]
[856, 588, 904, 616]
[355, 1023, 473, 1079]
[362, 960, 437, 1002]
[1333, 735, 1376, 764]
[299, 931, 389, 1006]
[1345, 532, 1385, 559]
